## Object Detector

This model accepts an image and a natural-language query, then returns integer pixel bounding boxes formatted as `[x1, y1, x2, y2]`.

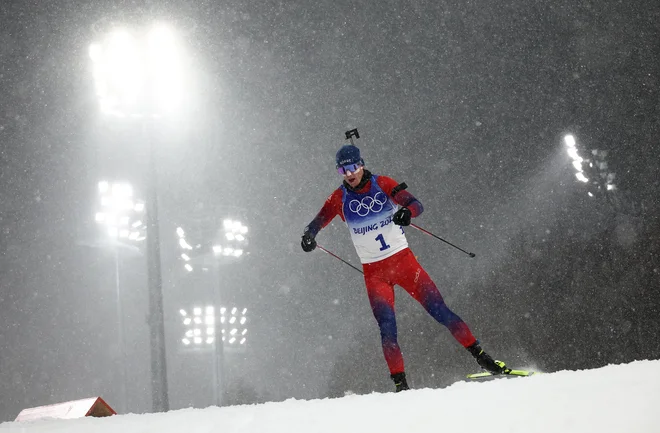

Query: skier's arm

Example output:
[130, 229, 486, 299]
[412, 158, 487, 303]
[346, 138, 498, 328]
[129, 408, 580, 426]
[303, 188, 344, 237]
[377, 176, 424, 217]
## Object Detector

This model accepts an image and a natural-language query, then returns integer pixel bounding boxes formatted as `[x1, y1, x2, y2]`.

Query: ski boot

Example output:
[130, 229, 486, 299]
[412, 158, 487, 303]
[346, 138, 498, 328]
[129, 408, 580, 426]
[467, 342, 510, 375]
[390, 372, 410, 392]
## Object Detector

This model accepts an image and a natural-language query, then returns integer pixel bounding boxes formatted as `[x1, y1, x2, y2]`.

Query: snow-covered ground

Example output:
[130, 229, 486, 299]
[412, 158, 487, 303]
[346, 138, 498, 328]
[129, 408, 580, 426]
[2, 360, 658, 433]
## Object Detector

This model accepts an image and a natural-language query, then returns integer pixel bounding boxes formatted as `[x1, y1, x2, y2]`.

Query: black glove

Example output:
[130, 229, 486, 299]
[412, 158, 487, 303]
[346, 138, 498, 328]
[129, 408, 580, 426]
[392, 207, 412, 226]
[301, 232, 317, 252]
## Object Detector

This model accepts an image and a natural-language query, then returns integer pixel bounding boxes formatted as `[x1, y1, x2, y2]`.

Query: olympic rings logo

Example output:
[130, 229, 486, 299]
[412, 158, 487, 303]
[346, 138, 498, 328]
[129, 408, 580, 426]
[348, 192, 387, 216]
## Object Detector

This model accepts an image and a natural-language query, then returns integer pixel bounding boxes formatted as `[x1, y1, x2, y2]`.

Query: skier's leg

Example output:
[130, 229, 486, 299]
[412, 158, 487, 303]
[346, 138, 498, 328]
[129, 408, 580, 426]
[394, 250, 477, 348]
[394, 251, 507, 373]
[363, 269, 404, 375]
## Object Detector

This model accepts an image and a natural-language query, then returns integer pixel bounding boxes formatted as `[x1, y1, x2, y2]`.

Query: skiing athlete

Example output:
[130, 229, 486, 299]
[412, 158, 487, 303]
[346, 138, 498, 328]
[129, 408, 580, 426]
[301, 144, 508, 392]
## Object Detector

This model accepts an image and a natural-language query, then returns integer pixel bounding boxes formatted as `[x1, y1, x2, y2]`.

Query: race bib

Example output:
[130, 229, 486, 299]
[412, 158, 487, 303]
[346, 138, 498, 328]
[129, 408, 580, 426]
[342, 176, 408, 264]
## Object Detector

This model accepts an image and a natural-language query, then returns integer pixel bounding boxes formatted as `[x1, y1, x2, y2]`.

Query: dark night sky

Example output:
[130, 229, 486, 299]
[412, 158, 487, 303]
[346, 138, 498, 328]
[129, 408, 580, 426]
[1, 0, 660, 421]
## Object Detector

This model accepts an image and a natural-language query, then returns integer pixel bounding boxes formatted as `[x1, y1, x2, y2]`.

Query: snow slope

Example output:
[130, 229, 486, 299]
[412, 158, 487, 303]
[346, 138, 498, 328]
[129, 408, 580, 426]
[2, 360, 658, 433]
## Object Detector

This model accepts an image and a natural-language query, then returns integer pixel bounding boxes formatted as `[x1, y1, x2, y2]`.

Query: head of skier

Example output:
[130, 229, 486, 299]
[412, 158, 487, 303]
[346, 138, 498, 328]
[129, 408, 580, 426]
[336, 144, 365, 188]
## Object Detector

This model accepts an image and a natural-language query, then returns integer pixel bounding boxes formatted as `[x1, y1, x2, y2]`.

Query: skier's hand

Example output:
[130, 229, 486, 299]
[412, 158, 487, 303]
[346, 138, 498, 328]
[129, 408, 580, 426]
[392, 208, 412, 226]
[301, 232, 317, 252]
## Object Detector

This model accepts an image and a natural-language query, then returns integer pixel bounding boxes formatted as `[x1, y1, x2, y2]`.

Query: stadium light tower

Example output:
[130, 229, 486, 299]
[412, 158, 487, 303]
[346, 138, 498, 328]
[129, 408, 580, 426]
[89, 23, 188, 413]
[179, 305, 248, 406]
[173, 215, 249, 406]
[93, 180, 145, 413]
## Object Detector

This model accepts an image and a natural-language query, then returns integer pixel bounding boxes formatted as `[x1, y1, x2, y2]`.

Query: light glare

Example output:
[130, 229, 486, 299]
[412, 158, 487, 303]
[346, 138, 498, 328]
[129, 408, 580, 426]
[564, 134, 576, 147]
[576, 172, 589, 183]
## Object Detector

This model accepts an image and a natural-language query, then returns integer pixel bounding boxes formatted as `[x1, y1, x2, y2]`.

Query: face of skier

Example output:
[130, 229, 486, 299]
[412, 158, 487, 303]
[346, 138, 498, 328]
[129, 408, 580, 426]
[341, 164, 364, 188]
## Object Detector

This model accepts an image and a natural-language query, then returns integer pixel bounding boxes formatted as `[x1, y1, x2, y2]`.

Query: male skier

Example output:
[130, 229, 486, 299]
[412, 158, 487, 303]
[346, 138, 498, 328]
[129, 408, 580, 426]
[301, 144, 507, 392]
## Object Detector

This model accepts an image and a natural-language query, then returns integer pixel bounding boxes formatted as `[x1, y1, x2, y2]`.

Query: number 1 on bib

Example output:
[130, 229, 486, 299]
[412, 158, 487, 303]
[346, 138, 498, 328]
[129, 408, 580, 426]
[375, 234, 391, 251]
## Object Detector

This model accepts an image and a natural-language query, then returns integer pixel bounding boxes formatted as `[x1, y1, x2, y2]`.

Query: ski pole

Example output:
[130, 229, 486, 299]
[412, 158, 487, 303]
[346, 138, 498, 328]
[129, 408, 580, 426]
[409, 224, 476, 258]
[390, 182, 476, 258]
[317, 244, 364, 275]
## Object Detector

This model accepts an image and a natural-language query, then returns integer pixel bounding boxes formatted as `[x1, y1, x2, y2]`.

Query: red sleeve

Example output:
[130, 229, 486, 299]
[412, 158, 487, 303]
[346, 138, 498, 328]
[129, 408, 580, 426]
[375, 176, 400, 197]
[304, 188, 344, 237]
[376, 176, 424, 218]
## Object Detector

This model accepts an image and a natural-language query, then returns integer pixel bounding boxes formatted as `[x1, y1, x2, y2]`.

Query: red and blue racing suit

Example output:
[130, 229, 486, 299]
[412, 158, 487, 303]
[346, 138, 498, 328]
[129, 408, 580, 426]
[305, 173, 477, 375]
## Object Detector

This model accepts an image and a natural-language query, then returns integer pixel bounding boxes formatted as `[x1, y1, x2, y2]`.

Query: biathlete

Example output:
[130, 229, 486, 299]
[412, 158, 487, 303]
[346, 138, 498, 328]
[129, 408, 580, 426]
[301, 144, 508, 391]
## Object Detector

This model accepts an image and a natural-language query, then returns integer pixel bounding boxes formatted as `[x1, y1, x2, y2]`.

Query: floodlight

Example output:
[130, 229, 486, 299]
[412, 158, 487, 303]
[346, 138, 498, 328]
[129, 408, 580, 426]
[179, 309, 187, 316]
[184, 263, 193, 272]
[572, 161, 582, 172]
[95, 180, 146, 243]
[564, 135, 576, 147]
[176, 227, 184, 237]
[567, 147, 580, 161]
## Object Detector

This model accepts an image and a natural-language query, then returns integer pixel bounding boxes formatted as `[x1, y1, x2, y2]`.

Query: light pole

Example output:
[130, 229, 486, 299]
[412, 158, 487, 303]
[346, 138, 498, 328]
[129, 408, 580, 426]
[89, 23, 187, 412]
[94, 180, 146, 412]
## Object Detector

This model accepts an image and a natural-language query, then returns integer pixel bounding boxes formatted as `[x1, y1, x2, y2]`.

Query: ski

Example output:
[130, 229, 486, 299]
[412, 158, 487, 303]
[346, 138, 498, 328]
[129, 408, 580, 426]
[466, 369, 538, 379]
